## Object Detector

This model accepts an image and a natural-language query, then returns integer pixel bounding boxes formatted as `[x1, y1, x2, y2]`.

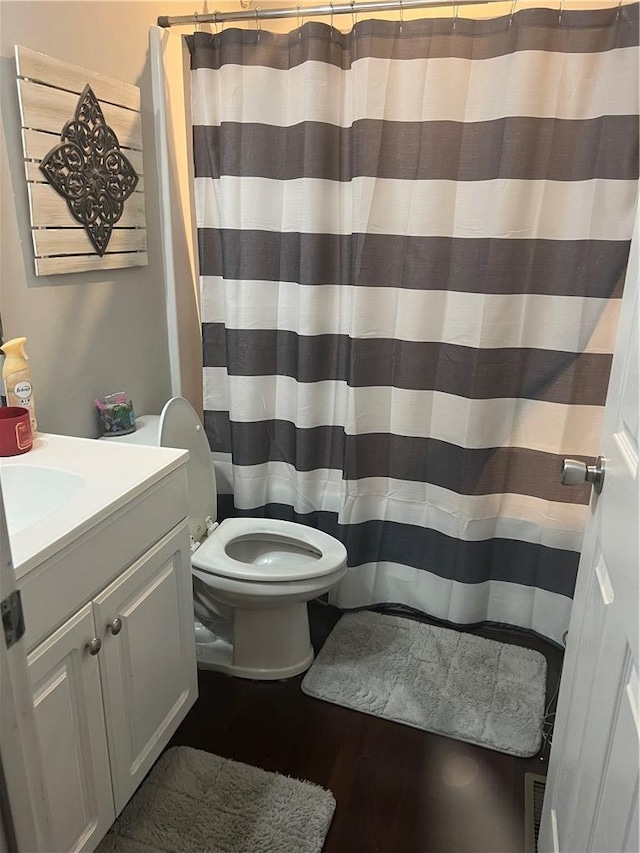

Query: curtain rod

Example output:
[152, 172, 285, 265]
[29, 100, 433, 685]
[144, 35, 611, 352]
[157, 0, 495, 28]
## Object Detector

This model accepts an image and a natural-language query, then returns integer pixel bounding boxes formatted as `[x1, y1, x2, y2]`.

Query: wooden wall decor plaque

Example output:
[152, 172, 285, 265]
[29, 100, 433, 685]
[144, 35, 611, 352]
[15, 46, 148, 276]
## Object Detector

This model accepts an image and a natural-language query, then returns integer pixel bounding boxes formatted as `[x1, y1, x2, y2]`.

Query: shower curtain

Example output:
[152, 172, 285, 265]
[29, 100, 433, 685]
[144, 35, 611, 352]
[188, 3, 639, 645]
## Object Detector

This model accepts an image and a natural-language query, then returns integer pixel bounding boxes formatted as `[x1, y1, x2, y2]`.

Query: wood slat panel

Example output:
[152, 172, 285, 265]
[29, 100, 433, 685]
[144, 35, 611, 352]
[16, 47, 147, 275]
[32, 228, 147, 257]
[25, 161, 144, 194]
[16, 46, 140, 112]
[28, 182, 146, 228]
[21, 128, 144, 174]
[18, 79, 143, 150]
[35, 252, 148, 276]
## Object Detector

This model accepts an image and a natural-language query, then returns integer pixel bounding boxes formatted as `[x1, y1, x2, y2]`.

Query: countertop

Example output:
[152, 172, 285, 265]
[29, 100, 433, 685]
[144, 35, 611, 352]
[0, 433, 188, 579]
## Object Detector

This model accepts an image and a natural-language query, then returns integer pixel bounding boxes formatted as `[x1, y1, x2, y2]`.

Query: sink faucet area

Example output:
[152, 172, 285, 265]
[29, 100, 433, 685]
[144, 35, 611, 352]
[0, 433, 187, 578]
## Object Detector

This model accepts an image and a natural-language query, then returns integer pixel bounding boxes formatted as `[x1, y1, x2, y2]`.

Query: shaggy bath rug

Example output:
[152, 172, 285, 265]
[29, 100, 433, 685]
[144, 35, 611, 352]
[302, 611, 547, 757]
[97, 746, 336, 853]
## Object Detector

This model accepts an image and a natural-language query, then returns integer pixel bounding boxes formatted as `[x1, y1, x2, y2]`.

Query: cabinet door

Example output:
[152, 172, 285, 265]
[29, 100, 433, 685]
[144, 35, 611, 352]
[27, 604, 115, 852]
[93, 523, 197, 813]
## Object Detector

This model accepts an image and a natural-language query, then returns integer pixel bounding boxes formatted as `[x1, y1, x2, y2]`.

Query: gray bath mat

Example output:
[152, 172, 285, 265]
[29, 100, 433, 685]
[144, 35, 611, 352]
[97, 746, 336, 853]
[302, 611, 547, 757]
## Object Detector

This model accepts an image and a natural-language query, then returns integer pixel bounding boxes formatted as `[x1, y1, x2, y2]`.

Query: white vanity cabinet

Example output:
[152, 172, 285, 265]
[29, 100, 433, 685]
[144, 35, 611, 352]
[14, 454, 197, 853]
[27, 603, 114, 853]
[93, 523, 195, 813]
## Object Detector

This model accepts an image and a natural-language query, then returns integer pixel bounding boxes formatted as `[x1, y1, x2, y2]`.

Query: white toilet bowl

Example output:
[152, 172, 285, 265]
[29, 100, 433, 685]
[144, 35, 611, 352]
[103, 397, 347, 679]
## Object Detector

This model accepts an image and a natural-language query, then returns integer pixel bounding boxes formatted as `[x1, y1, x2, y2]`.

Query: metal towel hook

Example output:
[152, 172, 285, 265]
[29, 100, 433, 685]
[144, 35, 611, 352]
[509, 0, 518, 26]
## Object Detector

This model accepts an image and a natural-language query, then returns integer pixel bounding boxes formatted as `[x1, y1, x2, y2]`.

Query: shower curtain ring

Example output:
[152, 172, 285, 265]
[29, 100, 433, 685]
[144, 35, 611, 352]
[452, 2, 458, 31]
[616, 0, 623, 20]
[558, 0, 564, 24]
[297, 3, 302, 38]
[255, 7, 261, 40]
[351, 0, 358, 31]
[329, 1, 334, 40]
[399, 0, 403, 33]
[213, 10, 220, 34]
[194, 10, 200, 32]
[509, 0, 517, 26]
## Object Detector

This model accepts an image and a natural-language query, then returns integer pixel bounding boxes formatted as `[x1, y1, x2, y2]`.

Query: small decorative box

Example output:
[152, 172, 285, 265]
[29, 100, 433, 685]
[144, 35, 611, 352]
[96, 393, 136, 436]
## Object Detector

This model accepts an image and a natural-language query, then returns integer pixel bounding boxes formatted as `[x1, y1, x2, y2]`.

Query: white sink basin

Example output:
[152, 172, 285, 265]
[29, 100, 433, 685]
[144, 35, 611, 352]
[1, 464, 85, 534]
[0, 433, 187, 578]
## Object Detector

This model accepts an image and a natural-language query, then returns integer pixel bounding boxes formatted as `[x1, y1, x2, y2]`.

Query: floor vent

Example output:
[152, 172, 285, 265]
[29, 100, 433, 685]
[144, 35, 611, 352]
[524, 773, 547, 853]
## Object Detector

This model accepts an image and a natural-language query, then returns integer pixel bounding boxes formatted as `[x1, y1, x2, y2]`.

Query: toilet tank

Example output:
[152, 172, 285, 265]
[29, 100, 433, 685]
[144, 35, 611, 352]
[101, 398, 218, 542]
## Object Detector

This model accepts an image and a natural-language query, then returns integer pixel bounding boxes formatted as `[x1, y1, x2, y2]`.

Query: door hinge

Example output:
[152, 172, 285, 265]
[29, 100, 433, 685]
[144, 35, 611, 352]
[2, 590, 25, 649]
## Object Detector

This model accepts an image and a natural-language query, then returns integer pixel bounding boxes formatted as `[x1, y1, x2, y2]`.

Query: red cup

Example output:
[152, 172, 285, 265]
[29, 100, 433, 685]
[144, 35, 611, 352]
[0, 407, 33, 456]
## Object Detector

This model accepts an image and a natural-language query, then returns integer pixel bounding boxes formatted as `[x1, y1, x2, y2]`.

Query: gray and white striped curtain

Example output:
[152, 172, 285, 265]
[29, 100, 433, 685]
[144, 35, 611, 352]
[188, 3, 639, 645]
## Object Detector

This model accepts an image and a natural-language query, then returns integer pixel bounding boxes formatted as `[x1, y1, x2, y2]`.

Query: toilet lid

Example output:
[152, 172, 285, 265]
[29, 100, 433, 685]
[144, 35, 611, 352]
[191, 517, 347, 582]
[159, 397, 217, 542]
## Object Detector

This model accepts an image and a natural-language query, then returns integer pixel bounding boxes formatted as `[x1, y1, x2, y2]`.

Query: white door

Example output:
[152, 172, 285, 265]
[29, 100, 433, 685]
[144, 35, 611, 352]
[27, 604, 115, 852]
[0, 490, 50, 852]
[539, 216, 639, 852]
[93, 523, 197, 814]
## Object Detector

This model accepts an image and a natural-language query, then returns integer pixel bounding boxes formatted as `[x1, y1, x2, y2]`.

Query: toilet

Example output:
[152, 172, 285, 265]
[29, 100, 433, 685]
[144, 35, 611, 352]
[103, 397, 347, 679]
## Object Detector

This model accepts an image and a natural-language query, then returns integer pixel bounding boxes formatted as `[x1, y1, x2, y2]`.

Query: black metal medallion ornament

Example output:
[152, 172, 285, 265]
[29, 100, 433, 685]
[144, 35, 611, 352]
[39, 84, 139, 256]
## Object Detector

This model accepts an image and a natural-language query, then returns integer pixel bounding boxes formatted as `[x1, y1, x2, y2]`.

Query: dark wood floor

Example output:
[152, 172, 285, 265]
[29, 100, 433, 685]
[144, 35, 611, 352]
[170, 602, 563, 853]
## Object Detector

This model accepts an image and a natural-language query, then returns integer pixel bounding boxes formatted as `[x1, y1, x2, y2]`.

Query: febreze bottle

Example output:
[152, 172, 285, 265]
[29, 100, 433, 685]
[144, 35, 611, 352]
[1, 337, 37, 434]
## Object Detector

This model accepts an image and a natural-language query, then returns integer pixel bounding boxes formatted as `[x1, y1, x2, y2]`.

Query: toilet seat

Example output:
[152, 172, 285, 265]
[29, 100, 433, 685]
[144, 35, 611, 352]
[191, 517, 347, 583]
[158, 397, 217, 543]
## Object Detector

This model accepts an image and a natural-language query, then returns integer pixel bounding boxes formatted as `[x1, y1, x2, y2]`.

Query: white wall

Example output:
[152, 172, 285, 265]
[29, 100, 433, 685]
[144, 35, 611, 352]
[0, 1, 207, 437]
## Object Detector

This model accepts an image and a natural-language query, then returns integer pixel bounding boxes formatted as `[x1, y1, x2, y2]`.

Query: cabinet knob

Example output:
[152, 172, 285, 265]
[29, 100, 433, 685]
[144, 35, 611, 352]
[108, 617, 123, 636]
[86, 637, 102, 656]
